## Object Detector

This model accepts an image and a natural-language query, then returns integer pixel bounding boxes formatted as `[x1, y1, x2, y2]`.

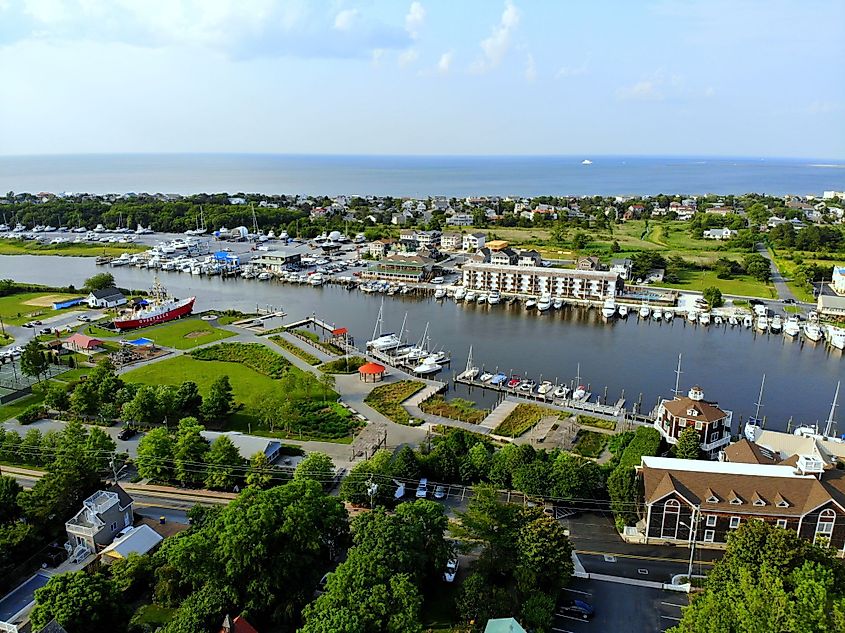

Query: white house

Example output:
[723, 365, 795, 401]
[610, 258, 633, 280]
[446, 213, 473, 227]
[87, 287, 127, 308]
[703, 228, 737, 240]
[462, 232, 486, 252]
[833, 266, 845, 296]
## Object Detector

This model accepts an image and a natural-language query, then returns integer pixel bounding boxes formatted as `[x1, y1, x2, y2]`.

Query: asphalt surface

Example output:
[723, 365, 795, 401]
[755, 242, 797, 303]
[554, 578, 688, 633]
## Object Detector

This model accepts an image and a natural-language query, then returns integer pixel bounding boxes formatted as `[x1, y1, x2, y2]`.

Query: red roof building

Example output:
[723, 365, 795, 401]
[358, 361, 386, 382]
[63, 333, 103, 353]
[219, 614, 258, 633]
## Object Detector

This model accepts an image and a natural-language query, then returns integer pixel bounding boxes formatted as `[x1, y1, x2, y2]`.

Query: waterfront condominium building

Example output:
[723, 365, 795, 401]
[461, 248, 622, 300]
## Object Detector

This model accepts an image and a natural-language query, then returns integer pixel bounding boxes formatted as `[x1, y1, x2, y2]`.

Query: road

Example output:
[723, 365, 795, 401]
[755, 242, 797, 303]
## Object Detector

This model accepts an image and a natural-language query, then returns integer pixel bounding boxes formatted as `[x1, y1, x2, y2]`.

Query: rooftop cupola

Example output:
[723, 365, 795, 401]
[688, 385, 704, 401]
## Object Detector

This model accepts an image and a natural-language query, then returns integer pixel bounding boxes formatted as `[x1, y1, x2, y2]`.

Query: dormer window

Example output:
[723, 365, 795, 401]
[777, 500, 789, 508]
[687, 409, 699, 417]
[707, 496, 719, 503]
[730, 498, 742, 505]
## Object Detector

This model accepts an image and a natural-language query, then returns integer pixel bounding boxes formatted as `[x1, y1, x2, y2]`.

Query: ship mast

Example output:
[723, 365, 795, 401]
[672, 353, 683, 398]
[371, 298, 385, 341]
[465, 345, 474, 374]
[824, 381, 840, 438]
[752, 374, 766, 423]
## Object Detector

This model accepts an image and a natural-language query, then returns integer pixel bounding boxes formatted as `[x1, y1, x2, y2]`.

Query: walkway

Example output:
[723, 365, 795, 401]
[756, 242, 796, 302]
[477, 399, 520, 432]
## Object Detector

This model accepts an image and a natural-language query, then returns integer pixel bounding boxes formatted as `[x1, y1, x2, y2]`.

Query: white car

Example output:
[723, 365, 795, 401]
[444, 558, 459, 582]
[415, 478, 428, 498]
[434, 485, 446, 500]
[431, 277, 445, 284]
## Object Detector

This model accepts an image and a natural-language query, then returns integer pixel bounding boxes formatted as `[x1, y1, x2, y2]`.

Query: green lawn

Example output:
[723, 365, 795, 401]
[573, 430, 610, 458]
[270, 335, 322, 365]
[123, 356, 281, 428]
[655, 268, 776, 298]
[769, 251, 822, 303]
[122, 318, 236, 350]
[131, 603, 176, 627]
[0, 292, 82, 325]
[0, 239, 147, 257]
[494, 403, 558, 437]
[0, 387, 46, 421]
[52, 367, 91, 383]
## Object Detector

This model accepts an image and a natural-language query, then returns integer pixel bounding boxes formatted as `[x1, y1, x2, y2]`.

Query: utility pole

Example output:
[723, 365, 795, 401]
[687, 505, 700, 581]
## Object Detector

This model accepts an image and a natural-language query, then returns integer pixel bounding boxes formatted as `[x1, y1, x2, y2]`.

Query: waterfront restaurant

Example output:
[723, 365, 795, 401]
[362, 253, 434, 283]
[250, 247, 305, 272]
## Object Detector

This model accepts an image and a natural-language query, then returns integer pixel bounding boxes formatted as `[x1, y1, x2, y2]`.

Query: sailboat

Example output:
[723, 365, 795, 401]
[458, 346, 480, 380]
[744, 374, 766, 442]
[792, 382, 840, 440]
[367, 299, 402, 351]
[185, 206, 207, 235]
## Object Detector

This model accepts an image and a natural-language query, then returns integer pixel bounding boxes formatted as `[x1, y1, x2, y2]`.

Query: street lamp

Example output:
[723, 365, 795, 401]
[679, 505, 701, 582]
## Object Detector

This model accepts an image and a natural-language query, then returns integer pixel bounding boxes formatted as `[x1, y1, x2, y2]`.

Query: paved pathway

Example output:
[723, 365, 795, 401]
[756, 243, 797, 302]
[477, 399, 520, 432]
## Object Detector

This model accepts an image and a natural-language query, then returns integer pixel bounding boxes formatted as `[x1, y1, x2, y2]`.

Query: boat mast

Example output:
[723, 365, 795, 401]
[417, 322, 430, 350]
[823, 381, 840, 438]
[397, 312, 408, 343]
[752, 374, 765, 422]
[672, 353, 683, 398]
[575, 362, 581, 386]
[372, 298, 384, 341]
[465, 345, 474, 373]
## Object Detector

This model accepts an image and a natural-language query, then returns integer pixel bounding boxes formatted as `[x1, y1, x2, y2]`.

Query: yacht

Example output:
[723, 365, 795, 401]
[728, 315, 738, 327]
[458, 366, 480, 380]
[804, 322, 823, 342]
[829, 327, 845, 350]
[257, 272, 273, 281]
[618, 305, 629, 318]
[479, 372, 494, 383]
[525, 299, 537, 310]
[465, 290, 477, 302]
[487, 290, 501, 305]
[713, 315, 723, 326]
[454, 287, 467, 302]
[519, 380, 536, 392]
[783, 315, 800, 337]
[602, 299, 617, 319]
[687, 310, 698, 323]
[756, 315, 769, 332]
[553, 297, 564, 310]
[572, 385, 588, 400]
[413, 358, 442, 375]
[698, 312, 711, 326]
[490, 373, 508, 386]
[93, 224, 106, 233]
[552, 385, 570, 399]
[639, 303, 650, 319]
[743, 314, 754, 328]
[537, 294, 552, 312]
[769, 314, 782, 333]
[0, 223, 9, 232]
[476, 292, 487, 304]
[663, 309, 673, 321]
[434, 287, 446, 300]
[110, 253, 132, 267]
[652, 308, 663, 321]
[537, 381, 554, 395]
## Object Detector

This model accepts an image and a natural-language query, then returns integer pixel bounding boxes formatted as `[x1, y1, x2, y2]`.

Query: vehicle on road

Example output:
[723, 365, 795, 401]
[117, 427, 137, 440]
[559, 599, 595, 620]
[77, 315, 92, 322]
[416, 478, 428, 498]
[431, 276, 445, 284]
[434, 485, 446, 499]
[444, 557, 459, 582]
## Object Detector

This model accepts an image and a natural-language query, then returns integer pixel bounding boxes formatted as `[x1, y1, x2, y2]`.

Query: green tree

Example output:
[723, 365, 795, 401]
[85, 427, 117, 473]
[175, 381, 203, 419]
[136, 427, 174, 482]
[121, 385, 160, 426]
[608, 465, 639, 527]
[520, 592, 556, 632]
[702, 286, 724, 309]
[319, 372, 336, 404]
[456, 572, 514, 628]
[516, 515, 574, 593]
[84, 272, 116, 291]
[390, 445, 421, 480]
[20, 339, 47, 382]
[572, 231, 589, 250]
[0, 475, 22, 524]
[675, 427, 701, 460]
[173, 417, 209, 485]
[0, 430, 21, 463]
[19, 428, 43, 466]
[200, 375, 234, 421]
[295, 451, 335, 483]
[245, 451, 274, 489]
[610, 240, 621, 253]
[30, 571, 127, 633]
[109, 552, 154, 595]
[44, 381, 70, 412]
[69, 379, 99, 416]
[204, 435, 242, 490]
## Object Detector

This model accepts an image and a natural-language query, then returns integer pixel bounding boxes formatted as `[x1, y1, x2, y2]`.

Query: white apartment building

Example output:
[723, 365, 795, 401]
[461, 261, 621, 300]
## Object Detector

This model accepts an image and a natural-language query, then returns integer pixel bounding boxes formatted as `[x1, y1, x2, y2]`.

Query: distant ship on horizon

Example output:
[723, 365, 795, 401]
[581, 159, 593, 165]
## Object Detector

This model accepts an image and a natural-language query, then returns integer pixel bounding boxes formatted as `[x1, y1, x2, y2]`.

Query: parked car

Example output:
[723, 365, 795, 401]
[434, 485, 446, 500]
[77, 315, 91, 322]
[431, 276, 444, 284]
[416, 478, 428, 498]
[443, 557, 459, 582]
[559, 600, 594, 620]
[117, 427, 137, 441]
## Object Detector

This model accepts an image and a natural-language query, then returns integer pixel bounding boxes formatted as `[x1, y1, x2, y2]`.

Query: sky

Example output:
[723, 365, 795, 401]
[0, 0, 843, 158]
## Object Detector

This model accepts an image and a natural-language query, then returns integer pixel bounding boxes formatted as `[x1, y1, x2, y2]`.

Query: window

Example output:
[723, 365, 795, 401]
[661, 499, 681, 540]
[730, 497, 742, 505]
[695, 420, 704, 431]
[776, 519, 788, 529]
[815, 509, 836, 545]
[706, 515, 717, 527]
[703, 530, 715, 543]
[729, 516, 741, 529]
[706, 495, 719, 504]
[753, 498, 766, 507]
[777, 499, 790, 508]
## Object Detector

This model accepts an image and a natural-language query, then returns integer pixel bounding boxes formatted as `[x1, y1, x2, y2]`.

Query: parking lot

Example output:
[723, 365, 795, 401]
[553, 578, 687, 633]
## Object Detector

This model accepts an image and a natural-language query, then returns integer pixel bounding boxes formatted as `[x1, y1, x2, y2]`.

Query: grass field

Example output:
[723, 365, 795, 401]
[364, 380, 425, 425]
[270, 335, 322, 365]
[128, 318, 236, 349]
[769, 250, 825, 302]
[573, 430, 609, 458]
[656, 269, 777, 298]
[420, 395, 488, 424]
[131, 604, 176, 628]
[0, 239, 147, 257]
[123, 356, 280, 429]
[0, 292, 82, 325]
[0, 387, 46, 421]
[494, 403, 558, 437]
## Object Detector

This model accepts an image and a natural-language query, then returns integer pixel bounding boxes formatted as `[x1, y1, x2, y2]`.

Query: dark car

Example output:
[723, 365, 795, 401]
[782, 298, 797, 304]
[748, 299, 764, 306]
[117, 427, 136, 441]
[560, 599, 595, 620]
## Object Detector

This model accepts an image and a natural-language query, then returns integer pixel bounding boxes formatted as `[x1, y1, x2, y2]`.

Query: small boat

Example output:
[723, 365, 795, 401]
[479, 372, 494, 383]
[465, 291, 477, 302]
[770, 314, 782, 333]
[698, 312, 711, 326]
[829, 327, 845, 350]
[808, 311, 819, 322]
[581, 159, 593, 165]
[487, 290, 501, 305]
[652, 308, 663, 321]
[714, 315, 723, 326]
[490, 372, 508, 385]
[639, 304, 650, 319]
[552, 385, 570, 399]
[728, 315, 738, 327]
[537, 381, 554, 395]
[756, 315, 769, 332]
[257, 272, 272, 281]
[519, 380, 536, 392]
[458, 367, 479, 380]
[783, 315, 800, 337]
[618, 305, 629, 318]
[413, 359, 442, 375]
[743, 314, 754, 328]
[602, 299, 617, 319]
[687, 310, 698, 323]
[525, 299, 537, 310]
[454, 287, 467, 302]
[476, 292, 487, 304]
[553, 297, 564, 310]
[537, 294, 552, 312]
[434, 287, 446, 300]
[663, 309, 673, 321]
[507, 376, 522, 389]
[572, 385, 587, 400]
[804, 322, 823, 342]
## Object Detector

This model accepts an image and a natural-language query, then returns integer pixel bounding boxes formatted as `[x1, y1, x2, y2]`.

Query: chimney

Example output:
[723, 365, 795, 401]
[159, 516, 166, 525]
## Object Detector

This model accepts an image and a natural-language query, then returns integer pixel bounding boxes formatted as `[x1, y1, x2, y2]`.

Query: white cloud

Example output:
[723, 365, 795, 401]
[471, 1, 520, 72]
[405, 1, 425, 38]
[333, 8, 358, 32]
[398, 48, 419, 67]
[524, 52, 536, 82]
[437, 50, 453, 73]
[555, 63, 588, 79]
[617, 80, 663, 101]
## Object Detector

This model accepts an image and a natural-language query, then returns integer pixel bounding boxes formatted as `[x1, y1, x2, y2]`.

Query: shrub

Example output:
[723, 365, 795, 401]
[269, 336, 321, 365]
[494, 404, 557, 437]
[420, 395, 488, 424]
[618, 426, 662, 468]
[363, 381, 425, 425]
[18, 404, 47, 425]
[572, 430, 609, 458]
[576, 414, 616, 430]
[319, 356, 367, 374]
[190, 342, 290, 378]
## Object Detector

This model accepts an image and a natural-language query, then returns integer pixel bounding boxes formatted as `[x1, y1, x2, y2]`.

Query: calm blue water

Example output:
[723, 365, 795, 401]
[0, 154, 843, 197]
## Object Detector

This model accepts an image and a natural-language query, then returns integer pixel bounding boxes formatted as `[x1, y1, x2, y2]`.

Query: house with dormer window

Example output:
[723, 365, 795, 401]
[654, 386, 732, 459]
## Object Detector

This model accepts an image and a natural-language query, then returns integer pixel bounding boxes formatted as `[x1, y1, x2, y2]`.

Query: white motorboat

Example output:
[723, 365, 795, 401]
[413, 359, 442, 375]
[728, 315, 738, 326]
[698, 312, 711, 326]
[476, 292, 487, 304]
[454, 287, 467, 301]
[602, 299, 617, 319]
[756, 315, 769, 332]
[639, 304, 650, 319]
[479, 372, 494, 382]
[618, 305, 629, 318]
[434, 287, 447, 300]
[713, 315, 723, 326]
[525, 299, 537, 309]
[769, 314, 782, 333]
[553, 297, 564, 310]
[257, 272, 272, 281]
[487, 290, 501, 305]
[743, 314, 754, 328]
[804, 322, 823, 342]
[687, 310, 698, 323]
[829, 327, 845, 350]
[572, 385, 587, 400]
[537, 381, 554, 395]
[552, 385, 570, 399]
[783, 315, 800, 337]
[309, 273, 324, 286]
[808, 311, 819, 322]
[537, 294, 552, 312]
[465, 291, 477, 302]
[663, 309, 673, 321]
[652, 308, 663, 321]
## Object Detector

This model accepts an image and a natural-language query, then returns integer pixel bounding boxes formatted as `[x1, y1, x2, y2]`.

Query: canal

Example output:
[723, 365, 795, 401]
[2, 254, 842, 433]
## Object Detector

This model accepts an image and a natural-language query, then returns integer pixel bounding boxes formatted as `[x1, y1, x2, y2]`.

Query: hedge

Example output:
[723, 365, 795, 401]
[618, 426, 662, 468]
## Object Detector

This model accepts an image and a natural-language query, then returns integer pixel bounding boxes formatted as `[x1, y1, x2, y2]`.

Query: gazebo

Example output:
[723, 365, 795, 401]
[358, 361, 386, 383]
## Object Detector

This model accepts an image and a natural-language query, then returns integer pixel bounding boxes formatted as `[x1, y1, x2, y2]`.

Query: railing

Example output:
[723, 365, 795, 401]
[65, 523, 97, 537]
[0, 620, 19, 633]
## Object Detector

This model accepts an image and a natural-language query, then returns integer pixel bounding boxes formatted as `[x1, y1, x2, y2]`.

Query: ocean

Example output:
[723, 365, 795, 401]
[0, 154, 842, 197]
